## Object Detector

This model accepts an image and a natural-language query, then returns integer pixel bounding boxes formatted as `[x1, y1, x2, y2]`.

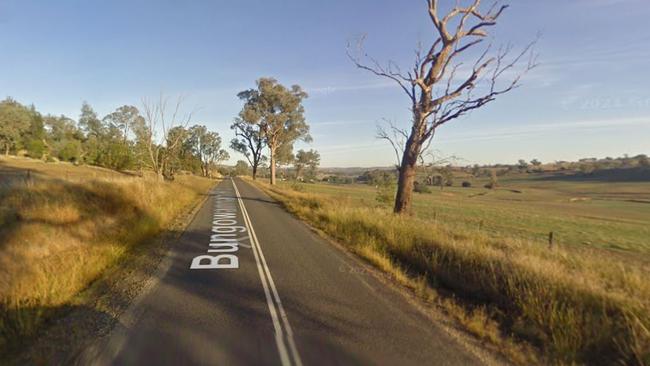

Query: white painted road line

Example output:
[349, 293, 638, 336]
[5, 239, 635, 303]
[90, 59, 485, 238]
[232, 179, 290, 366]
[232, 179, 303, 366]
[232, 179, 304, 366]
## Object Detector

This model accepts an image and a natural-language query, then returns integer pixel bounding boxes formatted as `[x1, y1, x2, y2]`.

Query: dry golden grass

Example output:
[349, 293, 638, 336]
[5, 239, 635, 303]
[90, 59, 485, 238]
[0, 158, 214, 354]
[254, 180, 650, 365]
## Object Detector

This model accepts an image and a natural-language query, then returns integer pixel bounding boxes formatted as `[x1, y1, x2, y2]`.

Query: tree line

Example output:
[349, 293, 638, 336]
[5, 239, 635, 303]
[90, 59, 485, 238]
[0, 78, 321, 183]
[0, 97, 229, 179]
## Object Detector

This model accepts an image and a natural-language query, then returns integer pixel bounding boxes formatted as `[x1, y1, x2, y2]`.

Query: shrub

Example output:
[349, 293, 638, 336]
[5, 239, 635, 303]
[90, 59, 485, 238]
[290, 182, 305, 192]
[24, 139, 45, 159]
[485, 171, 498, 189]
[97, 141, 135, 171]
[414, 182, 432, 193]
[462, 181, 472, 188]
[375, 183, 395, 205]
[57, 140, 82, 162]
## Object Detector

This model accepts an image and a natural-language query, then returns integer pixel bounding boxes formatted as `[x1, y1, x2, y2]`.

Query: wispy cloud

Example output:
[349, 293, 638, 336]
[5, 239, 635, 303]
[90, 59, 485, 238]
[310, 119, 374, 127]
[540, 35, 650, 70]
[437, 116, 650, 144]
[316, 142, 386, 153]
[307, 82, 395, 96]
[574, 0, 641, 6]
[314, 117, 650, 153]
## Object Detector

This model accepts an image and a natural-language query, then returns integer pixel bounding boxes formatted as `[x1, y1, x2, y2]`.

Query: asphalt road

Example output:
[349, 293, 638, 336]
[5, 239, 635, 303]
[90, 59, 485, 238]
[86, 178, 487, 366]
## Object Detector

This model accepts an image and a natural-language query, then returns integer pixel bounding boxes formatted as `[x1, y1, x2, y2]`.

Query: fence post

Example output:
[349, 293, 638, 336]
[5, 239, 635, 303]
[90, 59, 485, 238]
[548, 231, 554, 249]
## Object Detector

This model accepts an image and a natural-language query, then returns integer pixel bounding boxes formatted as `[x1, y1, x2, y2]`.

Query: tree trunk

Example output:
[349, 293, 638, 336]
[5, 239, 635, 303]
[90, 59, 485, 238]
[394, 136, 422, 214]
[269, 148, 276, 185]
[252, 164, 257, 180]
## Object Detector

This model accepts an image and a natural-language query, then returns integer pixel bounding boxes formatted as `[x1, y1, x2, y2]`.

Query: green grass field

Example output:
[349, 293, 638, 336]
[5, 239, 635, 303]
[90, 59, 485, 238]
[281, 174, 650, 258]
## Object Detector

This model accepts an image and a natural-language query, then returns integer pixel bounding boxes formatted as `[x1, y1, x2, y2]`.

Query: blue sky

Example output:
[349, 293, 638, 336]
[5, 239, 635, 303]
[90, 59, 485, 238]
[1, 0, 649, 167]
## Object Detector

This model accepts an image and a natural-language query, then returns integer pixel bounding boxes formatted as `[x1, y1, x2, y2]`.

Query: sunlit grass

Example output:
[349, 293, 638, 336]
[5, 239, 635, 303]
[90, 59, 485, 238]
[287, 180, 650, 255]
[0, 159, 214, 354]
[254, 179, 650, 365]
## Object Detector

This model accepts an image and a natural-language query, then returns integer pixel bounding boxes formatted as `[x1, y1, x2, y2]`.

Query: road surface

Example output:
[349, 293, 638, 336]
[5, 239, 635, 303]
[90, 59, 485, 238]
[85, 178, 488, 365]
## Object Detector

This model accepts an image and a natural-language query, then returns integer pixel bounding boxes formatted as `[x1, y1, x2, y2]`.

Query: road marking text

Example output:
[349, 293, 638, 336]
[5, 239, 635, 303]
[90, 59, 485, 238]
[190, 190, 246, 269]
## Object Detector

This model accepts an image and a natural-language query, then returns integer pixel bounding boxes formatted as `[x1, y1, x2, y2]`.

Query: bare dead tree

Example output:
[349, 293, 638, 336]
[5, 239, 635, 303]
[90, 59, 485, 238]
[139, 93, 194, 179]
[349, 0, 537, 214]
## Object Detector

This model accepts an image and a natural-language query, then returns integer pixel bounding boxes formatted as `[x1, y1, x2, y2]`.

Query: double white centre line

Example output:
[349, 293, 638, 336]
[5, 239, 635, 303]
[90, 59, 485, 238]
[232, 179, 303, 366]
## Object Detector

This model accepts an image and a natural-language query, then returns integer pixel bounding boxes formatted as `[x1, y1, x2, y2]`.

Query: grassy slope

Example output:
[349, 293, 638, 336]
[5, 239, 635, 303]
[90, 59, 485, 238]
[253, 177, 650, 365]
[0, 157, 215, 356]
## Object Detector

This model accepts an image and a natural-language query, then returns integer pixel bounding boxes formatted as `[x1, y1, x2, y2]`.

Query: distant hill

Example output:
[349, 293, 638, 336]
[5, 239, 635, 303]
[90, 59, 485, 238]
[534, 167, 650, 183]
[319, 166, 394, 176]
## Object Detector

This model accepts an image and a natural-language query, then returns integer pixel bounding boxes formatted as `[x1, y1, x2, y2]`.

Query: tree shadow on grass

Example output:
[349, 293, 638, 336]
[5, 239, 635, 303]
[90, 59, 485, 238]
[0, 303, 117, 365]
[0, 163, 168, 365]
[0, 173, 155, 250]
[0, 227, 185, 366]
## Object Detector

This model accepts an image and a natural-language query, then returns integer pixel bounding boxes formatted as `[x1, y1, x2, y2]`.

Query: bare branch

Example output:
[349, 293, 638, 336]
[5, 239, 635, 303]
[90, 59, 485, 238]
[140, 92, 195, 178]
[377, 119, 407, 168]
[347, 36, 416, 101]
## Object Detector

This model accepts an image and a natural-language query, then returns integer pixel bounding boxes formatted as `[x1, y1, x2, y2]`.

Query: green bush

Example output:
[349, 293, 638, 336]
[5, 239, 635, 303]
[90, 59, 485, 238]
[97, 141, 134, 171]
[57, 140, 82, 162]
[24, 139, 45, 159]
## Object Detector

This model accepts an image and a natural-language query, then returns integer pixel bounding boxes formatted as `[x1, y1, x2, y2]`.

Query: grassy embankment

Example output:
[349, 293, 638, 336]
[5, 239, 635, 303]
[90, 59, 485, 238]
[253, 177, 650, 365]
[0, 157, 215, 356]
